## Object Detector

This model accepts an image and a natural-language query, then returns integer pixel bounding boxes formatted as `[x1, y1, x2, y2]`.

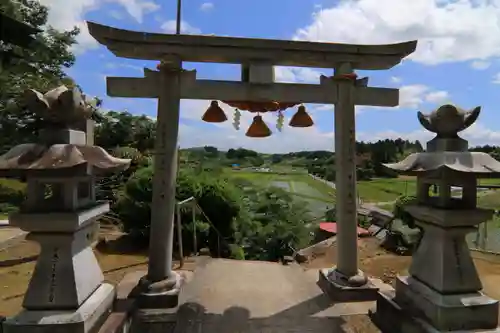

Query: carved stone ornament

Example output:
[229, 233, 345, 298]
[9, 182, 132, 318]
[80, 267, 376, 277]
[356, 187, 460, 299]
[0, 86, 130, 176]
[23, 85, 94, 129]
[417, 104, 480, 139]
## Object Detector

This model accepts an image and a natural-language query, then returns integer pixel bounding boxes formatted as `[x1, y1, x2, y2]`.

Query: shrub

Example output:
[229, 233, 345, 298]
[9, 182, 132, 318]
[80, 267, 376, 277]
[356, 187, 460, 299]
[116, 166, 242, 255]
[229, 244, 245, 260]
[393, 195, 418, 228]
[0, 178, 26, 215]
[97, 147, 150, 207]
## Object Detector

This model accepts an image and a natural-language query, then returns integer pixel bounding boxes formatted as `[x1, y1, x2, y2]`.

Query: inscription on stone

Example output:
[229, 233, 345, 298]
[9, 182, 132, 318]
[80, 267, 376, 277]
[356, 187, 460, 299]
[48, 247, 59, 303]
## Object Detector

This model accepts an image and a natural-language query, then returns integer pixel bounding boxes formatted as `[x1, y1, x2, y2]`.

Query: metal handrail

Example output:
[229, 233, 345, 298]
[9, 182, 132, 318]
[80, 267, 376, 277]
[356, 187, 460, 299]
[175, 196, 229, 267]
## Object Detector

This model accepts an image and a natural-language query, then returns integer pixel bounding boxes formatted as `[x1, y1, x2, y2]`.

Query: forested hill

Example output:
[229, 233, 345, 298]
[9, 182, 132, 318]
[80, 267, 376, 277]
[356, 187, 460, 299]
[194, 139, 424, 181]
[188, 140, 500, 182]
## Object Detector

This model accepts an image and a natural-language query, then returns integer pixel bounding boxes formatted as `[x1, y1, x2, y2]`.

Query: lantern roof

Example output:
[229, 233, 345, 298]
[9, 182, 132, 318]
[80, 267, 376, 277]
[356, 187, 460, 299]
[383, 152, 500, 177]
[0, 144, 131, 177]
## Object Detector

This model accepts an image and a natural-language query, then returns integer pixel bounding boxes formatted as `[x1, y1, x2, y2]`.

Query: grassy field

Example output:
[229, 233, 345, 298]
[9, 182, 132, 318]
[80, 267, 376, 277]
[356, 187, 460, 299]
[230, 170, 500, 215]
[357, 178, 416, 203]
[358, 176, 500, 205]
[232, 171, 412, 206]
[229, 171, 336, 217]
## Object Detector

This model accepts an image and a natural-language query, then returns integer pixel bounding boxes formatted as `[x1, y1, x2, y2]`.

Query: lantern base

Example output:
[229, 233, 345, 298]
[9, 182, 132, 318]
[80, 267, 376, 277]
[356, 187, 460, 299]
[2, 283, 115, 333]
[370, 277, 500, 333]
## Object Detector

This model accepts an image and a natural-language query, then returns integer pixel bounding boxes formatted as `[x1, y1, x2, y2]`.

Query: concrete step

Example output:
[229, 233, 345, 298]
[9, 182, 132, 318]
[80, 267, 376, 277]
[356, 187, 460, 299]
[175, 258, 377, 332]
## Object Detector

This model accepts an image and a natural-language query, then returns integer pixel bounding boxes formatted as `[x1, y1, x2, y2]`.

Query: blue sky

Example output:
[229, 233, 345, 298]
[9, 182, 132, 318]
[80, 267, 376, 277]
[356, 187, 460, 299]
[41, 0, 500, 152]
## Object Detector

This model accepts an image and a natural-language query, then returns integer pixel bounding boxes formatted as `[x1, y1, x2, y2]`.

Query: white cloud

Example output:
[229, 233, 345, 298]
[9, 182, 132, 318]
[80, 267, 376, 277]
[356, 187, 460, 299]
[200, 2, 214, 11]
[274, 67, 328, 83]
[160, 20, 201, 34]
[398, 85, 429, 108]
[424, 90, 449, 104]
[110, 0, 159, 22]
[109, 10, 124, 20]
[38, 0, 160, 53]
[105, 62, 144, 72]
[471, 60, 491, 70]
[293, 0, 500, 65]
[398, 84, 449, 109]
[391, 76, 402, 83]
[492, 73, 500, 84]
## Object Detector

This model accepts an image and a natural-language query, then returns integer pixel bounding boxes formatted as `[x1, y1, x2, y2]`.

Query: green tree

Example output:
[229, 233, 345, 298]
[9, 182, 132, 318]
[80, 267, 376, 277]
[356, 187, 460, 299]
[94, 111, 156, 153]
[0, 0, 79, 152]
[234, 186, 312, 261]
[96, 147, 150, 207]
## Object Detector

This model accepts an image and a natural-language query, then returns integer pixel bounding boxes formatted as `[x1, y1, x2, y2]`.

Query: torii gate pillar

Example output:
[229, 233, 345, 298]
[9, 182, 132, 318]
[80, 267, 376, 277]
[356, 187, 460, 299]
[316, 63, 382, 301]
[132, 59, 185, 308]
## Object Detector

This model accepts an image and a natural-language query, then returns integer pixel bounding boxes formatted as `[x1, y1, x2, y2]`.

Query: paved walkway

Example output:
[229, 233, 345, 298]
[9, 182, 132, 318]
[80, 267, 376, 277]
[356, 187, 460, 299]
[175, 258, 377, 332]
[0, 222, 26, 251]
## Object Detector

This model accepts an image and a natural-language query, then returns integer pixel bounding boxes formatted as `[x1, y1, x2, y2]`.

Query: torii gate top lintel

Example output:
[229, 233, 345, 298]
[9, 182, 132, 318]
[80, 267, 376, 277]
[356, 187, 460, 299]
[87, 21, 416, 70]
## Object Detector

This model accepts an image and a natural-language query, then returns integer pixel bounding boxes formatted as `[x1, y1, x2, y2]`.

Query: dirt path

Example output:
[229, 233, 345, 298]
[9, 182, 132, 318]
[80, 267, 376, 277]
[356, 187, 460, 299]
[304, 237, 500, 301]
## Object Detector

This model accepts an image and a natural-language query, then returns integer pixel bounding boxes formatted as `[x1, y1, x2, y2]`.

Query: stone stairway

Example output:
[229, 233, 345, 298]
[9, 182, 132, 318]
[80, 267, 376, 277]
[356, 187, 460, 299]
[173, 258, 378, 332]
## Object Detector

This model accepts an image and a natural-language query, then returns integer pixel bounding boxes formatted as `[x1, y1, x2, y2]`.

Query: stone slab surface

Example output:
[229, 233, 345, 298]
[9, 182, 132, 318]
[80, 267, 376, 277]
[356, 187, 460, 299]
[2, 283, 115, 333]
[317, 268, 382, 302]
[170, 258, 375, 332]
[370, 289, 500, 333]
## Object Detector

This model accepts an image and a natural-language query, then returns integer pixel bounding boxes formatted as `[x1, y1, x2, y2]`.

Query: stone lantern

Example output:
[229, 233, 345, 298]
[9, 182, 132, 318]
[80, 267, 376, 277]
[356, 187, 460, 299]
[1, 86, 130, 333]
[371, 104, 500, 332]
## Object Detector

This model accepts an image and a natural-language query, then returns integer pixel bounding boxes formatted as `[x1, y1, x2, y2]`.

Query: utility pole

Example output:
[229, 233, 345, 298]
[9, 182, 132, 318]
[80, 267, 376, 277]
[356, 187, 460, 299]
[176, 0, 182, 34]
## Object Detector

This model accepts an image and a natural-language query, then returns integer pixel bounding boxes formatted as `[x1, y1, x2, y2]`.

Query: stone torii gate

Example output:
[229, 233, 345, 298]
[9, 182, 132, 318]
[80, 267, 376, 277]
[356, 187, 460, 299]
[87, 21, 417, 305]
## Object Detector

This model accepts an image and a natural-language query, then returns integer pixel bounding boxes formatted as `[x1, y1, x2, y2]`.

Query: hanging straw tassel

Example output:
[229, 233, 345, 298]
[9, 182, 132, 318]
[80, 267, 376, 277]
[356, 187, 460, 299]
[202, 101, 227, 123]
[289, 105, 314, 127]
[246, 115, 272, 138]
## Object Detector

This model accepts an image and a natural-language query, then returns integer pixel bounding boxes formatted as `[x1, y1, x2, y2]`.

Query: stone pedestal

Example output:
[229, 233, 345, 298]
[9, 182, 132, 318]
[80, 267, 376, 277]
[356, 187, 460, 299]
[133, 271, 183, 309]
[113, 270, 192, 333]
[2, 283, 115, 333]
[371, 205, 500, 332]
[2, 203, 114, 333]
[318, 268, 380, 302]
